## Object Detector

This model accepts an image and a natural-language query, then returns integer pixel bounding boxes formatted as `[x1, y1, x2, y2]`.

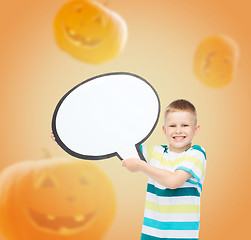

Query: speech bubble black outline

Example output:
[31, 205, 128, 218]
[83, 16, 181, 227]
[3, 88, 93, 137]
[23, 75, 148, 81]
[52, 72, 161, 161]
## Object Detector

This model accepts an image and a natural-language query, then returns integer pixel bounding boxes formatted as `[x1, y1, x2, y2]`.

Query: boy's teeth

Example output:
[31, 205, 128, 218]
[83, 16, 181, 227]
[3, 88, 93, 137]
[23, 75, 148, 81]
[174, 136, 185, 140]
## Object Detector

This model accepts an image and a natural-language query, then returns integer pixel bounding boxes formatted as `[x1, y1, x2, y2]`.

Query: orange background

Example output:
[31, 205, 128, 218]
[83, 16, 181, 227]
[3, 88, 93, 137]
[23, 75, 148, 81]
[0, 0, 251, 239]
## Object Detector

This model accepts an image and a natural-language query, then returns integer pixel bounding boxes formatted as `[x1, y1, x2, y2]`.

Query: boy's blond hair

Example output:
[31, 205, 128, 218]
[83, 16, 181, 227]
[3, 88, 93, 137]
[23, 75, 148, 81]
[164, 99, 197, 125]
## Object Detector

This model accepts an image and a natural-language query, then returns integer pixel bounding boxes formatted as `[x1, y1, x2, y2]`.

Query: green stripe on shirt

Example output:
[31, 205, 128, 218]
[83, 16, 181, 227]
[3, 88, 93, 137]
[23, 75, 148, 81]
[145, 201, 200, 214]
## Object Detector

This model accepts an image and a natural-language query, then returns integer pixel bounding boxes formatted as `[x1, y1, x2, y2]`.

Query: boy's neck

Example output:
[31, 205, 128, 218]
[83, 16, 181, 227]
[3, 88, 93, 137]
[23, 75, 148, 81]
[169, 143, 192, 153]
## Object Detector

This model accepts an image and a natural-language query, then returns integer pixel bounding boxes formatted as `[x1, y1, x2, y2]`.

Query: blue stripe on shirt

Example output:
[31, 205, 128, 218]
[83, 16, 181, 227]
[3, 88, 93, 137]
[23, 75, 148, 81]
[191, 145, 207, 159]
[141, 233, 198, 240]
[140, 145, 143, 154]
[143, 217, 200, 230]
[147, 184, 200, 197]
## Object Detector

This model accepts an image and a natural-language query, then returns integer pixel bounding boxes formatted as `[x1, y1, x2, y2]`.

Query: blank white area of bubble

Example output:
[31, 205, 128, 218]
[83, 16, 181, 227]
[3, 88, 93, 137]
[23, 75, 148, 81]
[55, 74, 159, 156]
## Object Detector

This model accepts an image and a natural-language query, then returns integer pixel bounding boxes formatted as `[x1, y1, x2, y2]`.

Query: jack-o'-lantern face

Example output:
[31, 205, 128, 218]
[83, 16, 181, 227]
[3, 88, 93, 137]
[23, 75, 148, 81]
[0, 158, 116, 240]
[54, 0, 127, 64]
[193, 35, 239, 88]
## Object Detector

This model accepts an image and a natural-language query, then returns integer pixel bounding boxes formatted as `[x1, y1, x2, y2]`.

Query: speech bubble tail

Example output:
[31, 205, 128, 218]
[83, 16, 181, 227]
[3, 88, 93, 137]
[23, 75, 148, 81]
[117, 147, 141, 160]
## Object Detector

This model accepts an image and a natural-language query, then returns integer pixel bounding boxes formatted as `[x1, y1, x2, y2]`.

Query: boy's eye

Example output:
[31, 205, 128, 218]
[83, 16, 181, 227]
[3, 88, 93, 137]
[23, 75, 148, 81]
[183, 124, 189, 127]
[169, 125, 175, 127]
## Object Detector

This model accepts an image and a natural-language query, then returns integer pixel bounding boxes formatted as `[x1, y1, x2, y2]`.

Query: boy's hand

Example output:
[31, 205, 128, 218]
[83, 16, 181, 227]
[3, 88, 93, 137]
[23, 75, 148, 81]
[122, 158, 145, 172]
[51, 130, 58, 144]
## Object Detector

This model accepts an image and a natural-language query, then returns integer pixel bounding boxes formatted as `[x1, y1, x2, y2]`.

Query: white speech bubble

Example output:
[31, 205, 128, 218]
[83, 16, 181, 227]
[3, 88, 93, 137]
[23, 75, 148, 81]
[52, 72, 160, 160]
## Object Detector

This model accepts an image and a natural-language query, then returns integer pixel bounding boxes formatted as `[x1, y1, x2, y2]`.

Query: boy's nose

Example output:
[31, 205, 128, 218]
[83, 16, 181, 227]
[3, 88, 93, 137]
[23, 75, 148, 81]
[175, 127, 182, 133]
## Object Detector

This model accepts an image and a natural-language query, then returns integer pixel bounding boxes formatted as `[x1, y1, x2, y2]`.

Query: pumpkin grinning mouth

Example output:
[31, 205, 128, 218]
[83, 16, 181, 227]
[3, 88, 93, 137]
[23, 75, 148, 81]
[63, 25, 105, 48]
[28, 208, 95, 234]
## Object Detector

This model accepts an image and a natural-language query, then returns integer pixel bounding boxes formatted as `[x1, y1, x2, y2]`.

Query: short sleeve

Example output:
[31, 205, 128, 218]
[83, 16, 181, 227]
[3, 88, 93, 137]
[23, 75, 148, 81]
[175, 145, 207, 185]
[139, 144, 155, 163]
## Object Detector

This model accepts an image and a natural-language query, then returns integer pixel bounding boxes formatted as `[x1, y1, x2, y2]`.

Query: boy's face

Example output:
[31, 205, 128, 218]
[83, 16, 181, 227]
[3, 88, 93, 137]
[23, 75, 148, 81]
[162, 111, 200, 153]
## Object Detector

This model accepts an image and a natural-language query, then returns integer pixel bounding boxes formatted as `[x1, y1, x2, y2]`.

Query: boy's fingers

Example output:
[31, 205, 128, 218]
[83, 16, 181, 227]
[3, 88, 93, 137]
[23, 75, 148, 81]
[50, 130, 58, 144]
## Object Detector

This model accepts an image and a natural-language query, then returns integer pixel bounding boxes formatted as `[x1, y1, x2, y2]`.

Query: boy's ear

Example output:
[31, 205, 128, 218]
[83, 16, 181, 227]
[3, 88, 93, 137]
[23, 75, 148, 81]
[162, 125, 166, 135]
[194, 125, 200, 136]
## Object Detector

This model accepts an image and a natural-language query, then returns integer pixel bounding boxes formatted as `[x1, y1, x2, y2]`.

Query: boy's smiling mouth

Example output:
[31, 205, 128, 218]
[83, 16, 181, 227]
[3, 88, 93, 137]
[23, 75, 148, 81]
[173, 136, 186, 142]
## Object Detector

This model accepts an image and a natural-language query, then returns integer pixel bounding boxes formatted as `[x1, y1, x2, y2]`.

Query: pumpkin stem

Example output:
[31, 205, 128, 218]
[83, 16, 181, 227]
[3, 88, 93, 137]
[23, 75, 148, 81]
[42, 148, 52, 158]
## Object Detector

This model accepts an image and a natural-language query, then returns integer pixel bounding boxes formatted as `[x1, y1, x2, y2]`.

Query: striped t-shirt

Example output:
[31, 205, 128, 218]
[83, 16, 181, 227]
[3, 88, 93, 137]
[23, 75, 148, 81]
[139, 145, 207, 240]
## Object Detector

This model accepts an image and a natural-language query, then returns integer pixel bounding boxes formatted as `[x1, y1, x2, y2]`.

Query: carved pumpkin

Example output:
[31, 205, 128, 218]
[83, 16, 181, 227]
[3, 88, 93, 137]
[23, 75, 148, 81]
[54, 0, 127, 64]
[0, 158, 116, 240]
[193, 35, 239, 88]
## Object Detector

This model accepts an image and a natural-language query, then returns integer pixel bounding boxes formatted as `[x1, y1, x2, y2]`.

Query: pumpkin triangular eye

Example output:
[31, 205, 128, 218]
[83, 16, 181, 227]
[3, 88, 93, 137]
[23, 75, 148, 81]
[34, 173, 60, 189]
[41, 177, 57, 188]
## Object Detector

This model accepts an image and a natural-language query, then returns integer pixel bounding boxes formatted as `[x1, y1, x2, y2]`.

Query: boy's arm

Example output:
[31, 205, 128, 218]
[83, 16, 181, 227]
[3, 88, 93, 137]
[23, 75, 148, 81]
[122, 158, 191, 189]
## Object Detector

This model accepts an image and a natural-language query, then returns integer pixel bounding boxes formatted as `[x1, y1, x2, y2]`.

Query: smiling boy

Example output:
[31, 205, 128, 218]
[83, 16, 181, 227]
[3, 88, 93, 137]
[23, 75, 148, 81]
[122, 99, 206, 240]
